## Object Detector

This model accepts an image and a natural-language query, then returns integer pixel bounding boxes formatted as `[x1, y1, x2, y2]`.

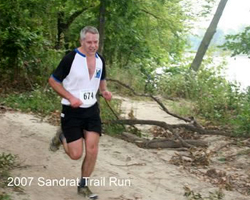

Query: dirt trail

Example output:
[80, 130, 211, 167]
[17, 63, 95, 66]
[0, 98, 249, 200]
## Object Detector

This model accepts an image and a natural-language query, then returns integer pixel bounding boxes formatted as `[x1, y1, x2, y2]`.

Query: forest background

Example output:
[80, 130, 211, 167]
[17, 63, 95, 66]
[0, 0, 250, 136]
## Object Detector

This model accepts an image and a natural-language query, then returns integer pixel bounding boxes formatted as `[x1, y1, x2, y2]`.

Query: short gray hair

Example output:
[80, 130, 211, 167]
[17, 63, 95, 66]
[80, 26, 99, 40]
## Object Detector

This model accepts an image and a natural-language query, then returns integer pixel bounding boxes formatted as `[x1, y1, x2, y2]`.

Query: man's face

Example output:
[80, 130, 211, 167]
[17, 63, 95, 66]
[81, 32, 99, 55]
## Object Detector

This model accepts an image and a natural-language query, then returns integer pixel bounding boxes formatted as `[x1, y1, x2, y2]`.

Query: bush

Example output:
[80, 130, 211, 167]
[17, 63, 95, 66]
[229, 87, 250, 136]
[155, 58, 250, 136]
[108, 64, 147, 95]
[0, 86, 61, 116]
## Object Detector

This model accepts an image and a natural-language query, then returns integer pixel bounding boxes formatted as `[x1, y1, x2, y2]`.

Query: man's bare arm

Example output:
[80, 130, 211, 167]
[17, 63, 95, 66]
[48, 77, 82, 107]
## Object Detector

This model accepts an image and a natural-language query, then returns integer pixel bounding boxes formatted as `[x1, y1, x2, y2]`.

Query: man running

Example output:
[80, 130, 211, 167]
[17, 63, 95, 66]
[48, 26, 112, 199]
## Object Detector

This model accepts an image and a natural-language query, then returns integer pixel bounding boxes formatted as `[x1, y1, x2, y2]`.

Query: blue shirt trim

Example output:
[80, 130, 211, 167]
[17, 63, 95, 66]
[74, 48, 86, 57]
[51, 74, 62, 83]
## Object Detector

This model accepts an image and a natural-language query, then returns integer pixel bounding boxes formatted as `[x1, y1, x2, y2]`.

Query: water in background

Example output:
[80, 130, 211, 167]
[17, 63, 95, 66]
[225, 55, 250, 90]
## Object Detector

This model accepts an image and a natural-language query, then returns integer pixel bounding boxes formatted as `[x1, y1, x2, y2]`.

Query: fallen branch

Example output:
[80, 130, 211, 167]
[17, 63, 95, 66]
[120, 132, 208, 149]
[104, 119, 232, 137]
[105, 119, 195, 148]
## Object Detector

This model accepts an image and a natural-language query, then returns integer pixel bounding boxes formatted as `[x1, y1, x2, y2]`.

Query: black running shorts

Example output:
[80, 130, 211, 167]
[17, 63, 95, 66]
[61, 103, 102, 143]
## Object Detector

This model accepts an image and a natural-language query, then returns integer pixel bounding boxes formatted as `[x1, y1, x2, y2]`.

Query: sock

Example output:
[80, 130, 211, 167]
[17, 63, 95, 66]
[79, 177, 87, 187]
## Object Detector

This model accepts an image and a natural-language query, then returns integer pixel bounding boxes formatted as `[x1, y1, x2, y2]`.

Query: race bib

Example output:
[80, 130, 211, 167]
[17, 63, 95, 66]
[80, 89, 96, 106]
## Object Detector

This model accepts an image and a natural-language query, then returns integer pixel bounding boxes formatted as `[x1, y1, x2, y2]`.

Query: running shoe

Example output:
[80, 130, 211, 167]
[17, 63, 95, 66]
[49, 128, 63, 152]
[78, 186, 98, 199]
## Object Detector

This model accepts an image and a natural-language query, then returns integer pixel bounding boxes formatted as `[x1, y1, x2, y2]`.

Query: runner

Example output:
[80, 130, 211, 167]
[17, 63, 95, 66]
[48, 26, 112, 199]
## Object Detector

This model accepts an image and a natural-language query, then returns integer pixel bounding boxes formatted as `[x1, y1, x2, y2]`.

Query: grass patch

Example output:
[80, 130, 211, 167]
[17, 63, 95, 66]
[0, 193, 12, 200]
[0, 153, 17, 200]
[167, 99, 196, 118]
[0, 153, 16, 187]
[0, 87, 61, 116]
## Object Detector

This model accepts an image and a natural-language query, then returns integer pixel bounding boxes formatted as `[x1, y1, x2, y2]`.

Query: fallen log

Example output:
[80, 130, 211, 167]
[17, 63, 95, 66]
[105, 119, 195, 148]
[120, 132, 208, 149]
[104, 119, 233, 137]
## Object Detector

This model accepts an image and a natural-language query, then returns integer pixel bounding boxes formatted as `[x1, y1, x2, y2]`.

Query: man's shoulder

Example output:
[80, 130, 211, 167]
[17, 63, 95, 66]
[64, 50, 77, 58]
[96, 52, 103, 58]
[61, 50, 77, 64]
[97, 53, 105, 63]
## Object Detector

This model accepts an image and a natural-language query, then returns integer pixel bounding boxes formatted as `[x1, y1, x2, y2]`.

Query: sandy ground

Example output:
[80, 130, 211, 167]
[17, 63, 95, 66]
[0, 97, 249, 200]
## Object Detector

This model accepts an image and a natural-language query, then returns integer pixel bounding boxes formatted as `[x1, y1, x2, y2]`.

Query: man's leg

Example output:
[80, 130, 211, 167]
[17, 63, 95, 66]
[78, 131, 99, 199]
[82, 131, 100, 177]
[50, 128, 83, 160]
[64, 138, 83, 160]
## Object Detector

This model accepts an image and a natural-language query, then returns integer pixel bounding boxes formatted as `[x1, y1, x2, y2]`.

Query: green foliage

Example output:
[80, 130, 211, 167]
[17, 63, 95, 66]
[0, 153, 16, 171]
[0, 0, 190, 91]
[220, 26, 250, 57]
[168, 100, 195, 117]
[21, 49, 64, 87]
[0, 152, 16, 199]
[156, 54, 250, 136]
[68, 0, 190, 70]
[191, 67, 229, 120]
[0, 0, 62, 87]
[0, 193, 11, 200]
[99, 97, 125, 135]
[101, 0, 189, 71]
[0, 87, 61, 115]
[229, 87, 250, 136]
[108, 64, 147, 94]
[158, 56, 229, 119]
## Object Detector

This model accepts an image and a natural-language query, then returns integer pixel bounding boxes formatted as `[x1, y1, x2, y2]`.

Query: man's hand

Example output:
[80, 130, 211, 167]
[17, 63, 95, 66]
[69, 96, 83, 108]
[102, 90, 112, 101]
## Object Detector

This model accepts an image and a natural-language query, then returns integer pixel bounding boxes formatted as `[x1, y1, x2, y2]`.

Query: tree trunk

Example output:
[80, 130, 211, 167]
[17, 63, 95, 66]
[55, 7, 89, 50]
[55, 11, 66, 50]
[98, 0, 106, 55]
[190, 0, 228, 71]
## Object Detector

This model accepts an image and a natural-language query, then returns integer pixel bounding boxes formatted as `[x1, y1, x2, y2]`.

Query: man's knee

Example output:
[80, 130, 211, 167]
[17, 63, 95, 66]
[66, 138, 83, 160]
[68, 150, 82, 160]
[86, 144, 98, 157]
